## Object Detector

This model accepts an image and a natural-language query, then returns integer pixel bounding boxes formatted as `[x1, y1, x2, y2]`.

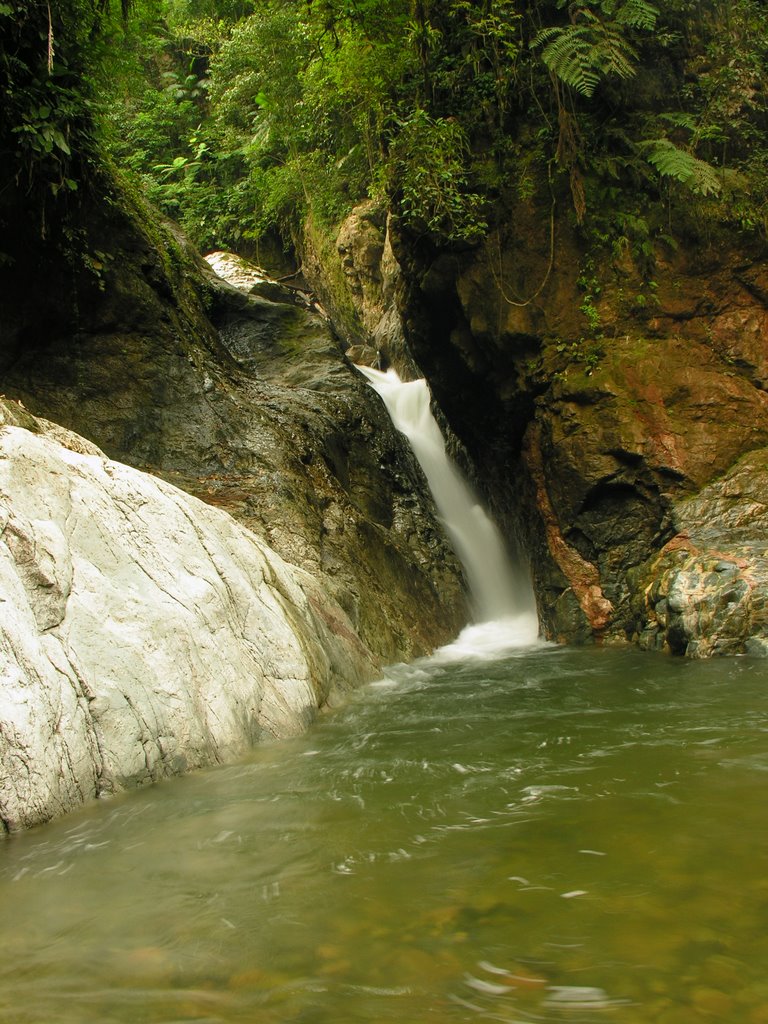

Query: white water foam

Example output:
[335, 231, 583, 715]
[356, 365, 539, 647]
[433, 615, 543, 662]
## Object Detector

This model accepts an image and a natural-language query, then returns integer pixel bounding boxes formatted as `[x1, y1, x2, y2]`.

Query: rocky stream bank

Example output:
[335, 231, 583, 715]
[0, 193, 465, 831]
[3, 171, 767, 830]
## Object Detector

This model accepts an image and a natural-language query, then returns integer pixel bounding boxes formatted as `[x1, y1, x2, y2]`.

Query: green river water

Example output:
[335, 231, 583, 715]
[1, 629, 767, 1024]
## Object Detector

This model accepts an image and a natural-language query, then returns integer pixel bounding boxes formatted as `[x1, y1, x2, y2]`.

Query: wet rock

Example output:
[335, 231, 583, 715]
[374, 206, 768, 652]
[522, 336, 768, 639]
[344, 344, 382, 368]
[2, 229, 466, 671]
[0, 405, 383, 831]
[631, 449, 768, 656]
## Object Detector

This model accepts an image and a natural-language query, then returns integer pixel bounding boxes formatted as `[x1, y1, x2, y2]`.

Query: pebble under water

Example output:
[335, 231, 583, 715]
[1, 627, 767, 1024]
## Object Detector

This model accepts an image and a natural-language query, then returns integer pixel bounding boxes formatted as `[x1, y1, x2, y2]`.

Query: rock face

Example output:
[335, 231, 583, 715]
[630, 449, 768, 657]
[301, 203, 421, 377]
[310, 202, 768, 656]
[523, 334, 768, 644]
[405, 225, 768, 655]
[0, 197, 466, 669]
[0, 401, 377, 832]
[0, 185, 468, 829]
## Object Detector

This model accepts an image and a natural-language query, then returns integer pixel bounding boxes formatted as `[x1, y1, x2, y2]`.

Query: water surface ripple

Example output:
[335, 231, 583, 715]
[1, 638, 767, 1023]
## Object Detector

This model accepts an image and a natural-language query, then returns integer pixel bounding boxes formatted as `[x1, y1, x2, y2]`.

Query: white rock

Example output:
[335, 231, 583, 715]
[0, 420, 374, 831]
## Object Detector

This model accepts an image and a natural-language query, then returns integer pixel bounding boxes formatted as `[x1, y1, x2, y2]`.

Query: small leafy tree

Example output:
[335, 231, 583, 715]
[391, 109, 487, 242]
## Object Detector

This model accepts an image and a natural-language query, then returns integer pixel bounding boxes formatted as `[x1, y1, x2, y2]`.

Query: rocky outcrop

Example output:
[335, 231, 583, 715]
[402, 224, 768, 654]
[526, 333, 768, 644]
[629, 449, 768, 657]
[0, 185, 469, 829]
[0, 400, 377, 831]
[1, 197, 466, 669]
[300, 203, 420, 377]
[308, 201, 768, 656]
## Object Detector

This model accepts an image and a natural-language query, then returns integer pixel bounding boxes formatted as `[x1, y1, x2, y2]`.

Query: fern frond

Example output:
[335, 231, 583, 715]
[640, 139, 722, 195]
[615, 0, 659, 30]
[532, 19, 638, 97]
[658, 112, 696, 131]
[531, 26, 565, 48]
[595, 26, 639, 79]
[538, 31, 601, 95]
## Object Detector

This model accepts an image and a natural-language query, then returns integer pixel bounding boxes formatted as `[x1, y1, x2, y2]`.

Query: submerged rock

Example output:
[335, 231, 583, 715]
[0, 401, 377, 832]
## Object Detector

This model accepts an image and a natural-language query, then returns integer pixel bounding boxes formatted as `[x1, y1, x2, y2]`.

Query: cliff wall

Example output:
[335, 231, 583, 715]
[305, 200, 768, 656]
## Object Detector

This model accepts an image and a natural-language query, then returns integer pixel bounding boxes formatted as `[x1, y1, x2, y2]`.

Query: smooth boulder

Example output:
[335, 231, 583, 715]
[0, 406, 375, 832]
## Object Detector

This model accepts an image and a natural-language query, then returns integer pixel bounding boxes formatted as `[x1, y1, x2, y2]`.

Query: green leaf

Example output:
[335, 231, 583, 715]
[640, 140, 722, 196]
[52, 130, 71, 155]
[532, 17, 639, 97]
[615, 0, 659, 30]
[658, 112, 696, 131]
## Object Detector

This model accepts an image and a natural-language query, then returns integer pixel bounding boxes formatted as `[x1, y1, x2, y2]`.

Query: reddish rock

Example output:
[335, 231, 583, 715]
[382, 201, 768, 649]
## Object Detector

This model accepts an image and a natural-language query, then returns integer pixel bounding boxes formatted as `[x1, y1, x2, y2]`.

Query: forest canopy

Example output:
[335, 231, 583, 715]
[2, 0, 767, 263]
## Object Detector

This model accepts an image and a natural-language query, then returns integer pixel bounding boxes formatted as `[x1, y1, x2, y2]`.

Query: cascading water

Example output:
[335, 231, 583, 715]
[356, 365, 539, 646]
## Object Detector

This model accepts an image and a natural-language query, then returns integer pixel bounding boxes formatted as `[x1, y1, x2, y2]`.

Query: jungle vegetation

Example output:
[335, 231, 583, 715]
[2, 0, 767, 267]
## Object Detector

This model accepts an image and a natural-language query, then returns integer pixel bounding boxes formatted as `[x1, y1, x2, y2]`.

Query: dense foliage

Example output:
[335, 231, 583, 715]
[0, 0, 142, 238]
[3, 0, 767, 263]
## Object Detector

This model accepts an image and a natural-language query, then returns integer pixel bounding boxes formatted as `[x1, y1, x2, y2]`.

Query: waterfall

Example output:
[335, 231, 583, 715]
[357, 365, 539, 644]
